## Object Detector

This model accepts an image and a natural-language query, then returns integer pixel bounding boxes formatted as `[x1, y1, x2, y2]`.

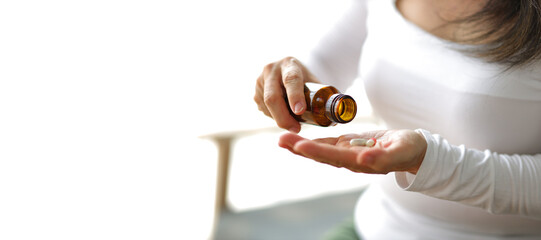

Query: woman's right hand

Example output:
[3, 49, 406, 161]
[254, 56, 320, 133]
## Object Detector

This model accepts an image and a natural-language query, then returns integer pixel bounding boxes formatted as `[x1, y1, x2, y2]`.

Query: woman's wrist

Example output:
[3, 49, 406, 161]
[408, 130, 428, 175]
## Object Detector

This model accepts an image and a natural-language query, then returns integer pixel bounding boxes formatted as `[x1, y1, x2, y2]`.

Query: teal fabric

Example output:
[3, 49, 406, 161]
[321, 217, 361, 240]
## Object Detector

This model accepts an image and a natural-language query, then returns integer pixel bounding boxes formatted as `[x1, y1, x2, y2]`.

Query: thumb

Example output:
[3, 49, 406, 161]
[358, 148, 390, 174]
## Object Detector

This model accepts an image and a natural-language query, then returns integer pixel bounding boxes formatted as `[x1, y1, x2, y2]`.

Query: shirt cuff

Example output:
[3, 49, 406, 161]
[395, 129, 438, 191]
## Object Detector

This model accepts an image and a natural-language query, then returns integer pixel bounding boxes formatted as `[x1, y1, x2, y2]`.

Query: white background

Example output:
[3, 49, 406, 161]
[0, 0, 357, 239]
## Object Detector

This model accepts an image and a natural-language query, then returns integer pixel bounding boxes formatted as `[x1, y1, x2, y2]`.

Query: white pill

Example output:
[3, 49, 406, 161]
[349, 138, 367, 146]
[365, 138, 375, 147]
[349, 138, 377, 147]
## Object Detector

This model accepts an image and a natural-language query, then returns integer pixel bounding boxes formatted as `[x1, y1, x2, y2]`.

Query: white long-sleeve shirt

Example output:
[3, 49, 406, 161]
[303, 0, 541, 238]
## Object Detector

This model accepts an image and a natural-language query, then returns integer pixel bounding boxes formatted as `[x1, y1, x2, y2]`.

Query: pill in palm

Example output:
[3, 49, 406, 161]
[350, 138, 376, 147]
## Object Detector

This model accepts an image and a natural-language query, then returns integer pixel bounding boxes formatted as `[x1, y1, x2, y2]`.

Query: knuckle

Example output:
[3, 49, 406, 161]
[281, 56, 300, 69]
[263, 63, 275, 73]
[257, 104, 265, 113]
[282, 71, 301, 85]
[263, 91, 281, 105]
[253, 94, 262, 104]
[282, 56, 296, 63]
[255, 78, 263, 88]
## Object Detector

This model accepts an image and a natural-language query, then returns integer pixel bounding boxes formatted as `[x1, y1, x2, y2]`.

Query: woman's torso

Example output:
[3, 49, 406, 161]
[358, 0, 541, 236]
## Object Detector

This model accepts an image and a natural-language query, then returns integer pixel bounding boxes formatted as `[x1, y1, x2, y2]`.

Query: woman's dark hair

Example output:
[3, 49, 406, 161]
[459, 0, 541, 68]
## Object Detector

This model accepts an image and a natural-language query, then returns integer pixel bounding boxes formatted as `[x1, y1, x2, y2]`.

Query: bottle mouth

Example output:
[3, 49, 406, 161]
[327, 94, 357, 123]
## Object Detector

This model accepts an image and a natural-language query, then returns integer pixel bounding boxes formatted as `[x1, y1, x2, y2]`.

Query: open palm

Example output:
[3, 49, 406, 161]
[278, 129, 427, 174]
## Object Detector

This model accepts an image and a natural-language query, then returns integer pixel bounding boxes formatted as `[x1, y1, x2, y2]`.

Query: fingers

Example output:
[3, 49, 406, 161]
[294, 139, 357, 167]
[279, 133, 341, 151]
[280, 57, 306, 115]
[263, 65, 301, 132]
[297, 140, 388, 173]
[291, 136, 382, 172]
[277, 132, 391, 173]
[254, 57, 307, 133]
[312, 137, 340, 145]
[254, 74, 271, 117]
[278, 132, 306, 152]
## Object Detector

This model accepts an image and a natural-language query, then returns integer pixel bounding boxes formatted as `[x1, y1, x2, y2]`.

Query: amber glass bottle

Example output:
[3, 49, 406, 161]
[291, 83, 357, 127]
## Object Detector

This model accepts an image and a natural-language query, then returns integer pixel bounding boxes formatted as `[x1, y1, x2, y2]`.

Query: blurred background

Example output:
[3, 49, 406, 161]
[0, 0, 381, 239]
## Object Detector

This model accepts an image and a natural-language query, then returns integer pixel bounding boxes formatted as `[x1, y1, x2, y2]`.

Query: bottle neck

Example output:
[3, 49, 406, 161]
[325, 93, 357, 124]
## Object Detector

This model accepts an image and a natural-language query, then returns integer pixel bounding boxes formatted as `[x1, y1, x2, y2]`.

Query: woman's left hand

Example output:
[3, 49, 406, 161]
[278, 129, 427, 174]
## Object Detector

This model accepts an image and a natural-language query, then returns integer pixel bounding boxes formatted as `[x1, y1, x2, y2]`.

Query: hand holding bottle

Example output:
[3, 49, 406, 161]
[254, 57, 320, 133]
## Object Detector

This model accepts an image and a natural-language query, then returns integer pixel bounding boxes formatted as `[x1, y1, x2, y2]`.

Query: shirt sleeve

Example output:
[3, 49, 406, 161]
[396, 129, 541, 220]
[300, 0, 368, 92]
